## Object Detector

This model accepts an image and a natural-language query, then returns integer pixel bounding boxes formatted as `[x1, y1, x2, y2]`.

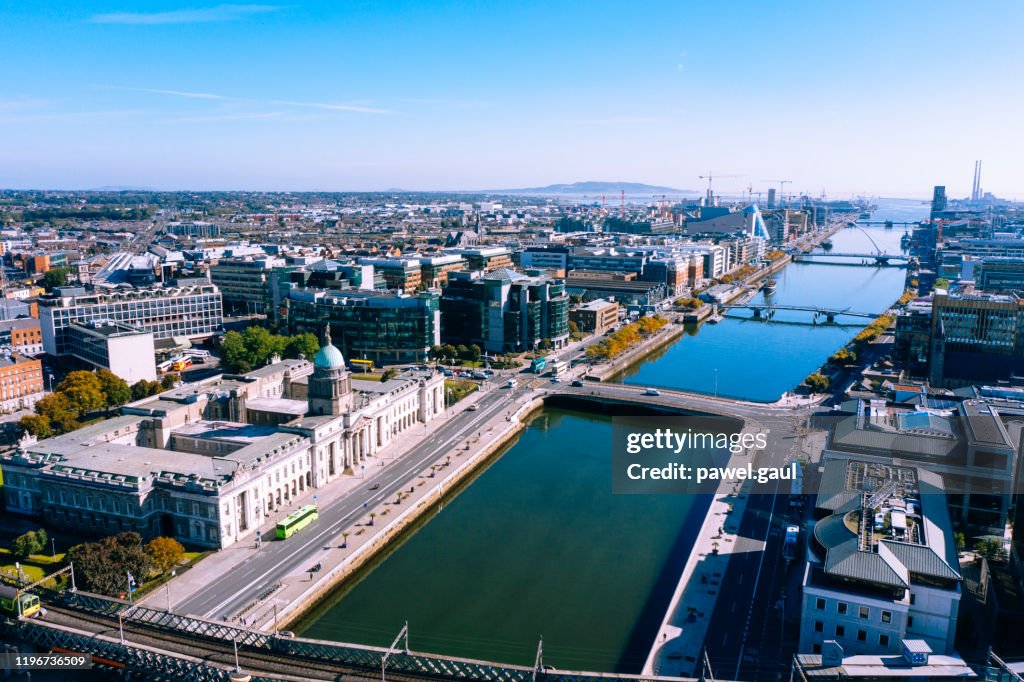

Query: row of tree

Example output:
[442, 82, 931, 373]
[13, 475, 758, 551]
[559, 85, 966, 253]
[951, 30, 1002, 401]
[220, 327, 320, 373]
[19, 369, 176, 439]
[584, 315, 668, 361]
[66, 533, 185, 596]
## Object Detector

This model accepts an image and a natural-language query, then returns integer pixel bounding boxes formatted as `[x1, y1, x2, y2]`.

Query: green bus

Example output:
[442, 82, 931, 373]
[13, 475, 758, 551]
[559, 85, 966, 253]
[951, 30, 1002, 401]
[275, 504, 319, 539]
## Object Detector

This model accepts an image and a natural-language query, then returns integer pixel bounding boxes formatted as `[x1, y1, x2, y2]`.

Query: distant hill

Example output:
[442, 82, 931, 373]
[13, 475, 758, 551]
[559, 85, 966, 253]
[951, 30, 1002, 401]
[496, 181, 696, 195]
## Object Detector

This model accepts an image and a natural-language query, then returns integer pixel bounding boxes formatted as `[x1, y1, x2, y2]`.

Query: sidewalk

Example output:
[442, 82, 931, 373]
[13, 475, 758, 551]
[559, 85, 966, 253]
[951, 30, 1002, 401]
[641, 422, 767, 677]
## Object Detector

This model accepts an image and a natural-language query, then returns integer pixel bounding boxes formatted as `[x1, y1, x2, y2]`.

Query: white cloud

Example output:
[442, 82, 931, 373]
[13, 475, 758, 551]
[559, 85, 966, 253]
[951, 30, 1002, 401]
[99, 85, 395, 114]
[90, 4, 284, 25]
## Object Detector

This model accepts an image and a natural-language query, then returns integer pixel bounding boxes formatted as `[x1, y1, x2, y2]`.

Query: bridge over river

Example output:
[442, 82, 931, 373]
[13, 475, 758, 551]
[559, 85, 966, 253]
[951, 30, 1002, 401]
[717, 303, 883, 322]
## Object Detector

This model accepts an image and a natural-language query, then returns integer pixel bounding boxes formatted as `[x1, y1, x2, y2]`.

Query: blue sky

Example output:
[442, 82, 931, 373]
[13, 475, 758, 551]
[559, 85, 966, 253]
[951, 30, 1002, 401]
[1, 1, 1021, 197]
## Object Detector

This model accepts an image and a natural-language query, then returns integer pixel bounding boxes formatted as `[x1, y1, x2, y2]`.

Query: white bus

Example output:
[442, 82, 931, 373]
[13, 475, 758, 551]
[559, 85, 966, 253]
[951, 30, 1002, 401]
[548, 360, 568, 376]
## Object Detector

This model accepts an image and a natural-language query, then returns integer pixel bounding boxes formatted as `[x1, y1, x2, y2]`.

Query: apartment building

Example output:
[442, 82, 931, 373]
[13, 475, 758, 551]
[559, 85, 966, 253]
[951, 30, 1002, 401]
[0, 353, 44, 413]
[0, 318, 43, 356]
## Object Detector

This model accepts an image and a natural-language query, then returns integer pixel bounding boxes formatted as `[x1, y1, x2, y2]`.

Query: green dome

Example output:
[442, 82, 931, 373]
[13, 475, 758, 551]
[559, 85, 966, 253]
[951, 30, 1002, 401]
[313, 326, 345, 369]
[314, 343, 345, 370]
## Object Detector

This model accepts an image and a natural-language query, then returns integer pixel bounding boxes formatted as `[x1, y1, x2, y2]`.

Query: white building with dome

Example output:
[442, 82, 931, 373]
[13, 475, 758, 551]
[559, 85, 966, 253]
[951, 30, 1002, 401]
[0, 329, 446, 549]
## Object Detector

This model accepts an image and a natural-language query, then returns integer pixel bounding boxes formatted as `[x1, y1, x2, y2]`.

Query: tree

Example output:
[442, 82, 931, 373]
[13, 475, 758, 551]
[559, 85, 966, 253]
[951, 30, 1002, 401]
[241, 326, 287, 367]
[160, 373, 179, 390]
[805, 372, 830, 392]
[66, 532, 153, 597]
[455, 345, 469, 361]
[146, 536, 185, 574]
[381, 368, 398, 382]
[468, 344, 482, 363]
[56, 371, 105, 416]
[41, 268, 69, 291]
[96, 369, 131, 412]
[220, 330, 251, 373]
[131, 379, 161, 401]
[34, 392, 79, 434]
[568, 320, 580, 335]
[974, 538, 1006, 562]
[954, 531, 966, 553]
[10, 528, 47, 559]
[18, 414, 51, 438]
[285, 332, 319, 362]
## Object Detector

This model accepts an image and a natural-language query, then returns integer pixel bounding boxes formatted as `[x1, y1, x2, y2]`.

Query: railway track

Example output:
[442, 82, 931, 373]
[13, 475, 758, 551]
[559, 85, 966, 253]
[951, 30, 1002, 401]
[41, 604, 438, 682]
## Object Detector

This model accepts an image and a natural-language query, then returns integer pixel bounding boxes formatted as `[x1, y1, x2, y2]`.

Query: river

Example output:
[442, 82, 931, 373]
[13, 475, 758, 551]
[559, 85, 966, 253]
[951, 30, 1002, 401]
[294, 197, 927, 671]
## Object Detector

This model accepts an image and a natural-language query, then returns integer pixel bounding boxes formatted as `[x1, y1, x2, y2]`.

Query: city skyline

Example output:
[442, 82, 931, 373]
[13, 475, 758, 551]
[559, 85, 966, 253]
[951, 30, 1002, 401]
[2, 1, 1023, 197]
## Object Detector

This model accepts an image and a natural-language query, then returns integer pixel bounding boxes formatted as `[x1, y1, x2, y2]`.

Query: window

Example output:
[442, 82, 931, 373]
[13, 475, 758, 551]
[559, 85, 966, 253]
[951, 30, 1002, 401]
[816, 598, 826, 610]
[835, 625, 845, 637]
[814, 621, 823, 633]
[880, 634, 890, 647]
[857, 630, 866, 642]
[881, 611, 892, 623]
[908, 616, 914, 627]
[909, 593, 915, 605]
[838, 602, 848, 615]
[812, 643, 821, 654]
[859, 606, 870, 619]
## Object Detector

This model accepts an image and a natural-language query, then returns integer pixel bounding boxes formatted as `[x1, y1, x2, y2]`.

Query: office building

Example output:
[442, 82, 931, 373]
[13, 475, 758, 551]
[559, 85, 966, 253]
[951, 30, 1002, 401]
[928, 293, 1024, 386]
[569, 299, 619, 335]
[359, 258, 422, 294]
[792, 640, 976, 682]
[931, 186, 948, 219]
[800, 459, 961, 657]
[446, 247, 514, 273]
[65, 321, 157, 383]
[38, 280, 223, 358]
[419, 255, 465, 289]
[209, 256, 285, 316]
[825, 399, 1017, 533]
[440, 269, 569, 353]
[287, 289, 441, 363]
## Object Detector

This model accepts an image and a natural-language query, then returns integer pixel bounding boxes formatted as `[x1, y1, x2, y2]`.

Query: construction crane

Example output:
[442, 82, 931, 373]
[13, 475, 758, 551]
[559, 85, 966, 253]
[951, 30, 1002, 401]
[698, 172, 744, 205]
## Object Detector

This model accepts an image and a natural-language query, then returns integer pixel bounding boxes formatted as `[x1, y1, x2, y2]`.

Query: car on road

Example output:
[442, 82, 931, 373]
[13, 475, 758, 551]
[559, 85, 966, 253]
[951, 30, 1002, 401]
[550, 377, 561, 383]
[571, 379, 584, 387]
[644, 388, 661, 396]
[507, 379, 517, 388]
[471, 371, 487, 380]
[466, 404, 479, 411]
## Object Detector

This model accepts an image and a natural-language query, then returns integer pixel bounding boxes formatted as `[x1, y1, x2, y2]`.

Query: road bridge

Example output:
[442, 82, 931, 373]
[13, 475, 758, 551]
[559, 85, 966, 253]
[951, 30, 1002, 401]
[717, 303, 882, 322]
[792, 252, 910, 266]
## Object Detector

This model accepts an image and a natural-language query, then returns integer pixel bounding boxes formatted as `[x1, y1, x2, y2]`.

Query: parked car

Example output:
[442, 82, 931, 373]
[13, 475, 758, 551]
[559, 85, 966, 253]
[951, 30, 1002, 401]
[571, 380, 584, 387]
